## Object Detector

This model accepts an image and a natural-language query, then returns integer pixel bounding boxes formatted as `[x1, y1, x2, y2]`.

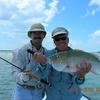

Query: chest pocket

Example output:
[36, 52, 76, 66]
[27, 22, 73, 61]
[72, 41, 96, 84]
[61, 73, 73, 83]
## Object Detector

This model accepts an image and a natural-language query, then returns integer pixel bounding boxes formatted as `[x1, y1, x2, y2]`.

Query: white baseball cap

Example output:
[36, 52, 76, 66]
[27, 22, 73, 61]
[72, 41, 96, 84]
[52, 27, 68, 38]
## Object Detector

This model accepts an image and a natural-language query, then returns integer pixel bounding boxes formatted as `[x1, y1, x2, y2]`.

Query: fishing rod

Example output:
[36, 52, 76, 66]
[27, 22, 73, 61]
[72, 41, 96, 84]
[27, 49, 35, 55]
[0, 56, 22, 70]
[0, 55, 50, 85]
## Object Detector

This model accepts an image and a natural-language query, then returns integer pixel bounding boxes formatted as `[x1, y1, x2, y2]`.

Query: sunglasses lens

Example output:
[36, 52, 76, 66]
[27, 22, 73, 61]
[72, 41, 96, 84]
[55, 37, 66, 41]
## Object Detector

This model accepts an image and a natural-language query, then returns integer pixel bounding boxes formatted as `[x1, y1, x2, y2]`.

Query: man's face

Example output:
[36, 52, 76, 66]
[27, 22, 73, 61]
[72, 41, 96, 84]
[53, 34, 69, 51]
[30, 31, 45, 45]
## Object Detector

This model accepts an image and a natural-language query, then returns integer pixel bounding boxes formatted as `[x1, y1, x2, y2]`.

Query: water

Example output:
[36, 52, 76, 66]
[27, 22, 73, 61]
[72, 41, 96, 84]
[0, 51, 15, 100]
[0, 51, 100, 100]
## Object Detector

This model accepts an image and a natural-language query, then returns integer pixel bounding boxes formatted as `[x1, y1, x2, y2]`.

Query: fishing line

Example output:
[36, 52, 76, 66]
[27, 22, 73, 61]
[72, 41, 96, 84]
[0, 56, 50, 85]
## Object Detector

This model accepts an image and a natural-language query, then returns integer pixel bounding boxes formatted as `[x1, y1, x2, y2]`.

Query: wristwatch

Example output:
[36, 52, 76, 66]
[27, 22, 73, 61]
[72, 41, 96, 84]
[75, 76, 85, 84]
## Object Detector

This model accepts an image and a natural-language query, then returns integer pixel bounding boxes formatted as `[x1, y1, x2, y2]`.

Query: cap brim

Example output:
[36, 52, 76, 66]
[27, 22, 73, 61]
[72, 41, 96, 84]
[29, 28, 45, 32]
[28, 30, 46, 38]
[52, 32, 67, 38]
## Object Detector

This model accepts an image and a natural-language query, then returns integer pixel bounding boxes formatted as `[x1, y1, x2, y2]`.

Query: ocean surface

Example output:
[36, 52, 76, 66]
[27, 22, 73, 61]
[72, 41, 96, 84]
[0, 51, 100, 100]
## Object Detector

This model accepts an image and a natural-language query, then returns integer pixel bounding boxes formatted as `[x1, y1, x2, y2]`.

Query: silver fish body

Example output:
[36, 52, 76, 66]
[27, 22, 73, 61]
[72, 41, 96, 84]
[48, 50, 100, 74]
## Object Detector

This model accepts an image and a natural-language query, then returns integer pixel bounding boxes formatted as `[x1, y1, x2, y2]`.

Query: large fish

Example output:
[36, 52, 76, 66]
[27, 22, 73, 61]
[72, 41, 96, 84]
[48, 49, 100, 74]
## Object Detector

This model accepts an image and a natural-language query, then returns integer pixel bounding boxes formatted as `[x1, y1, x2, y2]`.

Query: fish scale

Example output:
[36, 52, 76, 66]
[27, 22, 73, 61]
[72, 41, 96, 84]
[48, 49, 100, 74]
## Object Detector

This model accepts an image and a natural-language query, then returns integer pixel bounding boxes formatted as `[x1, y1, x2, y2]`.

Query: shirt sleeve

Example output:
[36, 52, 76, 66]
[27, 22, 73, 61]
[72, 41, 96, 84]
[11, 48, 26, 84]
[36, 49, 52, 79]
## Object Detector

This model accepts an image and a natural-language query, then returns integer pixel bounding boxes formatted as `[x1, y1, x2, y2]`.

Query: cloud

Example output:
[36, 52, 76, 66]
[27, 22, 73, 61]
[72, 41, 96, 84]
[89, 29, 100, 47]
[90, 29, 100, 39]
[0, 0, 59, 22]
[89, 0, 100, 7]
[69, 39, 84, 50]
[0, 20, 25, 36]
[83, 0, 100, 17]
[43, 32, 54, 50]
[87, 0, 100, 16]
[0, 0, 59, 37]
[44, 0, 58, 22]
[61, 6, 66, 11]
[70, 32, 100, 51]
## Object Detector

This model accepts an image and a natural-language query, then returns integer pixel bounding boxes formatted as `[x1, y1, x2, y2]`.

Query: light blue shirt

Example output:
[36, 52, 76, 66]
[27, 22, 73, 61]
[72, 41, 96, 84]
[44, 48, 85, 100]
[11, 41, 51, 100]
[11, 41, 49, 87]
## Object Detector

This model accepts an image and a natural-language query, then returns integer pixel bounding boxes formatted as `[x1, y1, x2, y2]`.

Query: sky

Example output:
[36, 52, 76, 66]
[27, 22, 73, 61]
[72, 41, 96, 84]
[0, 0, 100, 52]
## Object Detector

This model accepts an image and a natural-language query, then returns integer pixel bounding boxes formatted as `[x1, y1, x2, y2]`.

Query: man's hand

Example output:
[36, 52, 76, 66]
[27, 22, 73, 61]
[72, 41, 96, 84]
[33, 52, 46, 65]
[76, 61, 91, 78]
[20, 70, 32, 83]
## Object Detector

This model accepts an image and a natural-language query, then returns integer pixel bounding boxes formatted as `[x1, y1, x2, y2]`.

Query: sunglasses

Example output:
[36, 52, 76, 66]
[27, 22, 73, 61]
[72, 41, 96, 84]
[54, 37, 67, 41]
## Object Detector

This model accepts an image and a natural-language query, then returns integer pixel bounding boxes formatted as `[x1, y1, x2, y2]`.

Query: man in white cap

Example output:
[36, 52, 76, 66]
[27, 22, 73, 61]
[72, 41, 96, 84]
[44, 27, 91, 100]
[11, 23, 49, 100]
